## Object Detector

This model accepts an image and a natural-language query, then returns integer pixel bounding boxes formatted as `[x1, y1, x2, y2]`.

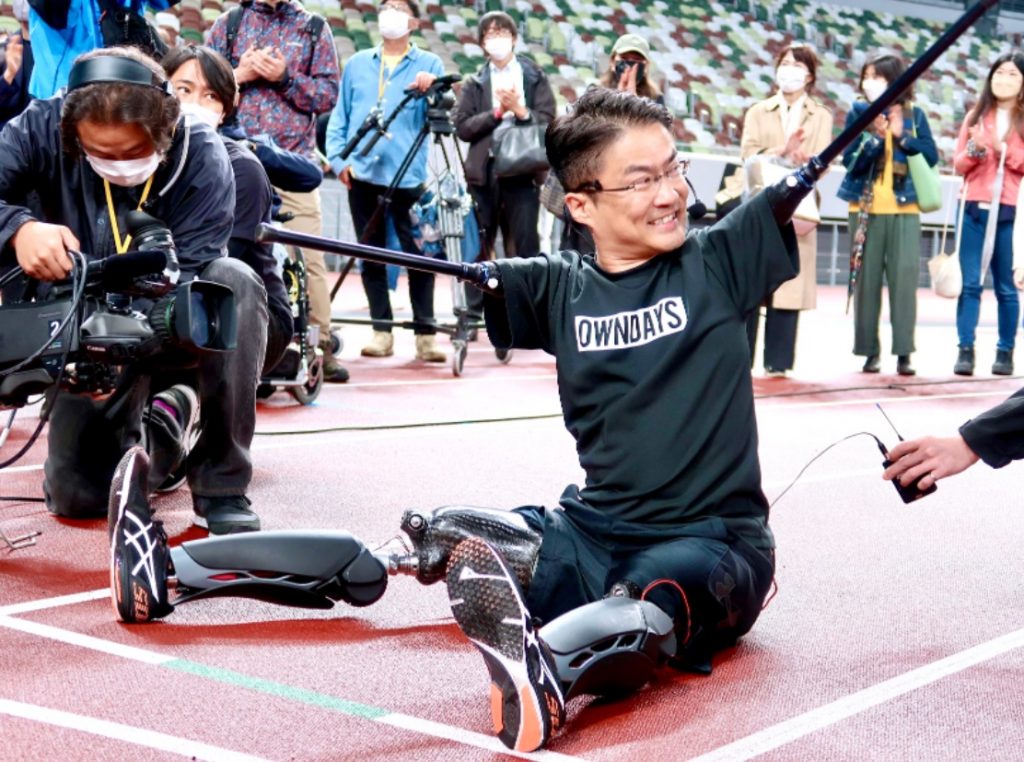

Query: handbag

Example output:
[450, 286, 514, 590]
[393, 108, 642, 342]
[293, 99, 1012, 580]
[492, 123, 550, 178]
[906, 107, 942, 213]
[745, 156, 820, 236]
[928, 179, 965, 299]
[539, 173, 565, 219]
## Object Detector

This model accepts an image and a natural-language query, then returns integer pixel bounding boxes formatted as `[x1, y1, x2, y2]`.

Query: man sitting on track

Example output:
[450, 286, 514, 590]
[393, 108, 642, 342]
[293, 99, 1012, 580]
[108, 87, 806, 752]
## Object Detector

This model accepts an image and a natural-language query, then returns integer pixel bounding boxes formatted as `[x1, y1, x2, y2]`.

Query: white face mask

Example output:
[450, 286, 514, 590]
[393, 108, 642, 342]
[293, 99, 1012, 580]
[862, 77, 888, 103]
[85, 152, 161, 187]
[179, 101, 222, 129]
[378, 8, 410, 40]
[775, 64, 807, 94]
[484, 37, 514, 62]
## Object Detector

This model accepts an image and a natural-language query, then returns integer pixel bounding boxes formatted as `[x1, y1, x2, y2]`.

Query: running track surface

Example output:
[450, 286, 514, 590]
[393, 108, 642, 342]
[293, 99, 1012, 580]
[2, 283, 1023, 761]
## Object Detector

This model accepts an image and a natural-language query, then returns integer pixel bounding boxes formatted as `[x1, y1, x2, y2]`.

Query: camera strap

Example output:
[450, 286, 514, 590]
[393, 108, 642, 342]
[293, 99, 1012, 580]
[105, 175, 155, 254]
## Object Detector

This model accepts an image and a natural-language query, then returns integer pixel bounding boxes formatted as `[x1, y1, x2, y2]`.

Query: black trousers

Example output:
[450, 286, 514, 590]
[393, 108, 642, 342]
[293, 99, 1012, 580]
[516, 505, 775, 672]
[746, 304, 800, 372]
[465, 170, 541, 318]
[470, 172, 542, 260]
[347, 177, 436, 335]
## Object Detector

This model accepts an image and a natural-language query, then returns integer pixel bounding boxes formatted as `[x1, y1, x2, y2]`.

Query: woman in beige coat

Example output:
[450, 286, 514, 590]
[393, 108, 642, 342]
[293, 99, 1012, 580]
[740, 43, 834, 376]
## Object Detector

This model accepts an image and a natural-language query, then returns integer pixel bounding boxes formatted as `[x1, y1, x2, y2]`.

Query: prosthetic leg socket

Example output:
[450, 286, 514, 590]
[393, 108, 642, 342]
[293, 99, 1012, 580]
[169, 530, 387, 609]
[540, 596, 676, 701]
[390, 506, 541, 590]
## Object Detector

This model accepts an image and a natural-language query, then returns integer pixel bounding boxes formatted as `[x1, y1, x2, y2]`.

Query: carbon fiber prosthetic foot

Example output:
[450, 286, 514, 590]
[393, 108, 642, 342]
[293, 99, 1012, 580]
[387, 506, 542, 591]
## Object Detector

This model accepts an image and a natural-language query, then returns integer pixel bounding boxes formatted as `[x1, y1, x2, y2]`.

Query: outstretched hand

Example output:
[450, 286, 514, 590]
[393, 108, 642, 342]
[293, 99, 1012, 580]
[882, 435, 980, 490]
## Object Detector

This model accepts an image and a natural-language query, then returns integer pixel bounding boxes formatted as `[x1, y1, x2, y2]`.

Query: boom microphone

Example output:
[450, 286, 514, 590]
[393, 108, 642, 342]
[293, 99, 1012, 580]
[84, 250, 169, 289]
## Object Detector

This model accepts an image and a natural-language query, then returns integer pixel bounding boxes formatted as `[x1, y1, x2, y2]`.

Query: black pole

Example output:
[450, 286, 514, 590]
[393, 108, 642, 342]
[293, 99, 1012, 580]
[256, 224, 499, 289]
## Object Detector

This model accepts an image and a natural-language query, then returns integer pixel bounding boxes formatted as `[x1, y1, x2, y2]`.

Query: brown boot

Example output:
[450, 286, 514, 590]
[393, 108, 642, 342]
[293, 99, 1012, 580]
[415, 334, 446, 362]
[318, 339, 349, 383]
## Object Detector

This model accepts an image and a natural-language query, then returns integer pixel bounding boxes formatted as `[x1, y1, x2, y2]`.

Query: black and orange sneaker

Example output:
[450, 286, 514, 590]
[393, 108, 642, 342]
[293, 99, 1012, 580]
[108, 446, 173, 623]
[446, 538, 565, 752]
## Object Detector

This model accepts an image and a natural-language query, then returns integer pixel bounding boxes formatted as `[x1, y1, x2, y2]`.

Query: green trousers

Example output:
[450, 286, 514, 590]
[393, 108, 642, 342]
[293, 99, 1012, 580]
[849, 212, 920, 357]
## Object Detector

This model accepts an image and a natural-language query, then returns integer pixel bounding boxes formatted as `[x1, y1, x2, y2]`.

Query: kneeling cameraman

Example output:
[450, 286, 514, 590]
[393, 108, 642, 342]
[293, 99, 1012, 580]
[0, 47, 268, 534]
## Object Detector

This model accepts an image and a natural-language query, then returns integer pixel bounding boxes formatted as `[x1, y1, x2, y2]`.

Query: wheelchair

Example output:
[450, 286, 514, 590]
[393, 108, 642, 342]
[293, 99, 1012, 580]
[257, 245, 325, 406]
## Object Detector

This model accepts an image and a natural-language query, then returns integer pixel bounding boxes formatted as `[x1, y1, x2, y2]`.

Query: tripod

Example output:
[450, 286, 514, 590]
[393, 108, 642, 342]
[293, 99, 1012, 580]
[331, 83, 505, 376]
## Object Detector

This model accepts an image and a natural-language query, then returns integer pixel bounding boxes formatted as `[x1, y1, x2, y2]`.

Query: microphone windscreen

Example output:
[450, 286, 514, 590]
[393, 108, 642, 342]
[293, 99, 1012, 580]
[687, 201, 708, 221]
[96, 250, 168, 285]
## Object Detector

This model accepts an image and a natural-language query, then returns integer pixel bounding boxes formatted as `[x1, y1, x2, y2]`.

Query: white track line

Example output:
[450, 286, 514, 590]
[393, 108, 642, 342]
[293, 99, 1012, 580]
[0, 614, 586, 761]
[0, 699, 271, 762]
[687, 626, 1024, 762]
[0, 589, 106, 616]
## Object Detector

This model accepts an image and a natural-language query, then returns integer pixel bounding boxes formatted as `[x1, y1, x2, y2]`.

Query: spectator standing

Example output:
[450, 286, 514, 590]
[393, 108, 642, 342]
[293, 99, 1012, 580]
[325, 0, 447, 363]
[454, 11, 554, 322]
[598, 33, 662, 104]
[837, 52, 938, 377]
[0, 0, 33, 130]
[951, 53, 1024, 377]
[740, 43, 833, 377]
[25, 0, 172, 99]
[207, 0, 348, 382]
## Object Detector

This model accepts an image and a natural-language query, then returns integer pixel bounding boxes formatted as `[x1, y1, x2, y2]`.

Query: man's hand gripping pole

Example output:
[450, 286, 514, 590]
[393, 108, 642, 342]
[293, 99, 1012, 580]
[256, 224, 503, 294]
[765, 0, 1000, 224]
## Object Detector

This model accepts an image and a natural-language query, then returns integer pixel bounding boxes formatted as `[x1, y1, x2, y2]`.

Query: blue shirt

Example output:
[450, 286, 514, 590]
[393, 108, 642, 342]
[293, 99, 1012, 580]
[27, 0, 172, 99]
[326, 44, 443, 188]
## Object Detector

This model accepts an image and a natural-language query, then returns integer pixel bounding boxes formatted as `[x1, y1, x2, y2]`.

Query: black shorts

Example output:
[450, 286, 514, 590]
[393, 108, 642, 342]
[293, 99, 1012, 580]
[516, 505, 775, 671]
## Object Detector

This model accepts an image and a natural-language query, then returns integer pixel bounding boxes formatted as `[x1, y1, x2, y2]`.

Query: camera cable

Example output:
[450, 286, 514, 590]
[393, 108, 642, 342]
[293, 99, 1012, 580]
[0, 250, 87, 474]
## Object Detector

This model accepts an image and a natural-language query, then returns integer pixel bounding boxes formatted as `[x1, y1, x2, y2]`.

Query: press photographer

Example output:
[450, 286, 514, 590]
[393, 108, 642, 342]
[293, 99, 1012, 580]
[0, 48, 269, 535]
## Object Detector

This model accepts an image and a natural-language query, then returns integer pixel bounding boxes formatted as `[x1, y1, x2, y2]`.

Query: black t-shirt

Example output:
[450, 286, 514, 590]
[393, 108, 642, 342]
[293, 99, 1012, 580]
[485, 194, 797, 549]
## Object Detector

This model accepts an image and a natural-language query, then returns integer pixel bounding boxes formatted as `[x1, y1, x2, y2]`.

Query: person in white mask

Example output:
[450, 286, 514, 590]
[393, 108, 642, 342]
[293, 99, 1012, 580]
[163, 43, 298, 386]
[325, 0, 449, 363]
[739, 43, 833, 378]
[837, 52, 939, 377]
[0, 47, 270, 537]
[452, 11, 555, 322]
[950, 52, 1024, 378]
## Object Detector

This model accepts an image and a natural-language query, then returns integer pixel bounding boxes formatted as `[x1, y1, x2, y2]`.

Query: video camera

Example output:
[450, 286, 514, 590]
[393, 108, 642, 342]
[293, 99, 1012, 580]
[0, 212, 237, 408]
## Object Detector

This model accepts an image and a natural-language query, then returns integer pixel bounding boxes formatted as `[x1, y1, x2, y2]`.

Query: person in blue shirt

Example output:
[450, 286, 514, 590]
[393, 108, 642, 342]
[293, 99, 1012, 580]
[325, 0, 447, 363]
[25, 0, 172, 99]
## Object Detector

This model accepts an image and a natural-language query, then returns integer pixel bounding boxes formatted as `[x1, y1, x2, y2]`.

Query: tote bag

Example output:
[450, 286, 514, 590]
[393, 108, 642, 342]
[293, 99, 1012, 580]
[928, 179, 965, 299]
[492, 124, 550, 178]
[907, 108, 942, 213]
[745, 156, 820, 236]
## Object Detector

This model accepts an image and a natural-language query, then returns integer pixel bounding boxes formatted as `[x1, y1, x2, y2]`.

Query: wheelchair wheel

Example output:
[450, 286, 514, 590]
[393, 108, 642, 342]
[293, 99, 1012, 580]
[330, 331, 343, 357]
[256, 383, 276, 400]
[290, 353, 324, 405]
[495, 347, 513, 364]
[451, 340, 467, 377]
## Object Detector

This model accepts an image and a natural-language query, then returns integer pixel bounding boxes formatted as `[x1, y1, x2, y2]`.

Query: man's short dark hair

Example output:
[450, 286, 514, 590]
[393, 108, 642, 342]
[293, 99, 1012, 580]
[378, 0, 421, 18]
[477, 11, 517, 45]
[162, 45, 238, 122]
[61, 47, 179, 160]
[547, 88, 673, 193]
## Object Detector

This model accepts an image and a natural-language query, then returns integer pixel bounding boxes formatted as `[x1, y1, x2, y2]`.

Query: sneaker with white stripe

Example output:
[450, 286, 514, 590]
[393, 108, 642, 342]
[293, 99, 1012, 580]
[446, 537, 565, 752]
[108, 446, 173, 623]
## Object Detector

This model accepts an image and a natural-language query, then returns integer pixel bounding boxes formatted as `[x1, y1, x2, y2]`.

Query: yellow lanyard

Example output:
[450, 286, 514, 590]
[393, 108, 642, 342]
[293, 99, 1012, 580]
[378, 44, 411, 100]
[105, 175, 155, 254]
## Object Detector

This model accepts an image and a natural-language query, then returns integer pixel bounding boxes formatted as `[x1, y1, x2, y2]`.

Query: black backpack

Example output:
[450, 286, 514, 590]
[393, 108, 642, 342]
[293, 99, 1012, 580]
[223, 1, 326, 75]
[96, 0, 169, 60]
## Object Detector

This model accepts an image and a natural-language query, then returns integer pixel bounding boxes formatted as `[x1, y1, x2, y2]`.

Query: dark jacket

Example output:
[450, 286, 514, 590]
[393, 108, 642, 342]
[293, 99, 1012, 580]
[222, 136, 292, 338]
[0, 97, 234, 277]
[960, 386, 1024, 469]
[221, 118, 322, 193]
[0, 36, 33, 132]
[454, 55, 556, 187]
[837, 100, 939, 206]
